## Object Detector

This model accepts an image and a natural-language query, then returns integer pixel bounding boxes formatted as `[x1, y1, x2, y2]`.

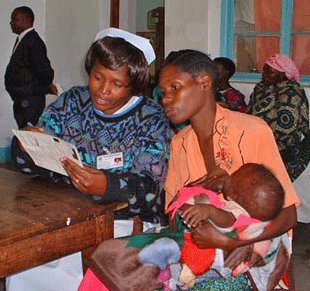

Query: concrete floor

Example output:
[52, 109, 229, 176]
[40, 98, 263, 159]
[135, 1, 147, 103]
[0, 163, 309, 290]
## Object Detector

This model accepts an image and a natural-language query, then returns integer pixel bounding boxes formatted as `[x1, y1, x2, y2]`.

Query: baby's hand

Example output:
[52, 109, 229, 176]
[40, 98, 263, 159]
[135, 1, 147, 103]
[180, 204, 211, 228]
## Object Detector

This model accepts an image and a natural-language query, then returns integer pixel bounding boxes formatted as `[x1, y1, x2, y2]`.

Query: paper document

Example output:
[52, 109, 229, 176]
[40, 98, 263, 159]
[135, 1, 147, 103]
[12, 129, 83, 176]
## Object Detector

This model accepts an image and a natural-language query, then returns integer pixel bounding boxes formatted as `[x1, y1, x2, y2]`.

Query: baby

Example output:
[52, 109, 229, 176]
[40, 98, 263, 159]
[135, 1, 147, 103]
[180, 162, 284, 229]
[166, 163, 285, 287]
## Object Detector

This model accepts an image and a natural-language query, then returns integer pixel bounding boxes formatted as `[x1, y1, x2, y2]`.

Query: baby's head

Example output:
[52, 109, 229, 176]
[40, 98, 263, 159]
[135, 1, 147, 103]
[223, 163, 284, 221]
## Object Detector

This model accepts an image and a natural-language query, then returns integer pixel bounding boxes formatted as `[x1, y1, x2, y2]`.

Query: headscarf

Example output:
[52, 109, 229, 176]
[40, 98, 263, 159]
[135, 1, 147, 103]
[265, 54, 300, 81]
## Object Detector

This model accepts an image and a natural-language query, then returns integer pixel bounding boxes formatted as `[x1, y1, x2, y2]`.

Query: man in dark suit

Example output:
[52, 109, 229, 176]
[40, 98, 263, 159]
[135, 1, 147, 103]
[5, 6, 58, 129]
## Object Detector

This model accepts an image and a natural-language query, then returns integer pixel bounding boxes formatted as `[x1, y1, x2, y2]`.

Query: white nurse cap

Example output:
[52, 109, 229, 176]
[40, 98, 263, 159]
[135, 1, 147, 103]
[94, 27, 156, 65]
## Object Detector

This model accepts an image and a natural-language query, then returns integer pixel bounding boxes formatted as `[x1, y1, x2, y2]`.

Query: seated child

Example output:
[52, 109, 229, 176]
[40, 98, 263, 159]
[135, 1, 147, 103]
[214, 57, 247, 112]
[166, 163, 284, 288]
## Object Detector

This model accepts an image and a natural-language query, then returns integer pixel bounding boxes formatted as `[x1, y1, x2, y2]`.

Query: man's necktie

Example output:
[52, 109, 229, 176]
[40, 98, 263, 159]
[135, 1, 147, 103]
[12, 37, 19, 53]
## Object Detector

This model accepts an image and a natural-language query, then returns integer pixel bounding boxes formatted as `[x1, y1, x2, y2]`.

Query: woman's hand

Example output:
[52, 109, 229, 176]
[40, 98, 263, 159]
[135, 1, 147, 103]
[224, 244, 254, 274]
[191, 220, 238, 251]
[225, 241, 270, 276]
[22, 125, 45, 133]
[48, 83, 59, 95]
[61, 157, 107, 196]
[187, 166, 229, 193]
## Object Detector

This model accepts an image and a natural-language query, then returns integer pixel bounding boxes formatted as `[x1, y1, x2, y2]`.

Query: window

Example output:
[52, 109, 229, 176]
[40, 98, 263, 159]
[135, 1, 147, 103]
[220, 0, 310, 83]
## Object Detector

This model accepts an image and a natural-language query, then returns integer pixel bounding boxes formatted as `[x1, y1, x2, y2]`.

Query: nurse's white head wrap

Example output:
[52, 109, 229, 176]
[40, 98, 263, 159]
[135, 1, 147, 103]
[95, 27, 156, 65]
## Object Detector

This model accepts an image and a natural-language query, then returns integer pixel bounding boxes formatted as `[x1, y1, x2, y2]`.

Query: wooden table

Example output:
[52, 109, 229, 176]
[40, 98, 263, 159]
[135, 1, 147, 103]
[0, 168, 126, 278]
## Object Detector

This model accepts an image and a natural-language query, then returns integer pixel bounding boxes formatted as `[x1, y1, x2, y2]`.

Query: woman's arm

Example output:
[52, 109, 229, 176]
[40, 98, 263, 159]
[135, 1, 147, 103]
[191, 204, 297, 251]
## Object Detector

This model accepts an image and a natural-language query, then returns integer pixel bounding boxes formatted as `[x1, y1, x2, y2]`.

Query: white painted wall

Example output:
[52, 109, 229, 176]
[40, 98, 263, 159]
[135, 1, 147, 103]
[165, 0, 209, 56]
[119, 0, 137, 33]
[45, 0, 105, 91]
[206, 0, 221, 60]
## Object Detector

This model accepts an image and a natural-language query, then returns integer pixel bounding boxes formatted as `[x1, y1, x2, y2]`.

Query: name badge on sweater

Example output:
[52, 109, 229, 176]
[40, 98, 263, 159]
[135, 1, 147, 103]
[97, 152, 123, 170]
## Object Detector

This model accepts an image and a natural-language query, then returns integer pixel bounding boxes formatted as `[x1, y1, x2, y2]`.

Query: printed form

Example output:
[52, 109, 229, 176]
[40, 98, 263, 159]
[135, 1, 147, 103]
[12, 129, 83, 176]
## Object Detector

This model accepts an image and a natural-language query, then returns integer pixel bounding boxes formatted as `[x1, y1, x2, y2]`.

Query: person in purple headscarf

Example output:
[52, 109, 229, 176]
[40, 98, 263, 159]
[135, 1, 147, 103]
[247, 54, 310, 181]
